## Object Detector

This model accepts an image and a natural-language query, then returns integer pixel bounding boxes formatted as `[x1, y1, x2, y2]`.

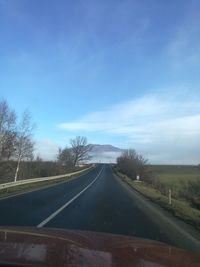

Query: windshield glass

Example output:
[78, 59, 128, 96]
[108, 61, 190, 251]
[0, 0, 200, 257]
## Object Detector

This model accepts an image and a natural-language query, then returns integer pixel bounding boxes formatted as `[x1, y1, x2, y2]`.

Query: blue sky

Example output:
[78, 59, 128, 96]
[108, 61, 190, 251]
[0, 0, 200, 163]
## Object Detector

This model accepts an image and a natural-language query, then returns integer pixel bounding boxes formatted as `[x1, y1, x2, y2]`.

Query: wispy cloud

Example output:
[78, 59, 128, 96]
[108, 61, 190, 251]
[58, 90, 200, 164]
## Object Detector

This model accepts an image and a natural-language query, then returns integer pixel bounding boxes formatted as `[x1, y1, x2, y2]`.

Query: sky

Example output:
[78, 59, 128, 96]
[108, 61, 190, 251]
[0, 0, 200, 164]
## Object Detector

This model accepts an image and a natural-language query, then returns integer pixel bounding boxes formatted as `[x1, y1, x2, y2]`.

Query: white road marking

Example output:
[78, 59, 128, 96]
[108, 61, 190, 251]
[37, 166, 104, 228]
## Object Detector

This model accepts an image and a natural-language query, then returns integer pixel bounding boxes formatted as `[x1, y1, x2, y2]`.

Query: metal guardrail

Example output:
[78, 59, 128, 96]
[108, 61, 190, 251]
[0, 165, 94, 190]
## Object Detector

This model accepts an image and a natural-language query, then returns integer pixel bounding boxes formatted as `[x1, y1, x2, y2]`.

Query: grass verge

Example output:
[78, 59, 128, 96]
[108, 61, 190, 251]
[0, 167, 94, 198]
[115, 170, 200, 231]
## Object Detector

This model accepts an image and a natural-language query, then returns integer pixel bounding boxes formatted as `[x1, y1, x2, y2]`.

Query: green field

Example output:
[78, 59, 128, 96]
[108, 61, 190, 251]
[148, 165, 200, 196]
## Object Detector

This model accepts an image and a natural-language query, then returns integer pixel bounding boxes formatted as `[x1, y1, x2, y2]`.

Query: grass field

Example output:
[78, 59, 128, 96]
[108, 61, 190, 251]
[148, 165, 200, 197]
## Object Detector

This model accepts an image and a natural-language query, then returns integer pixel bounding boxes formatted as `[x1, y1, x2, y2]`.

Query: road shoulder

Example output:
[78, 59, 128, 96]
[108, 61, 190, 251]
[113, 169, 200, 253]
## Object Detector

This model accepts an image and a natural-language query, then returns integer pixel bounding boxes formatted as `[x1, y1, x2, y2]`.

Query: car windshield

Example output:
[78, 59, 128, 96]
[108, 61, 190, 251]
[0, 0, 200, 258]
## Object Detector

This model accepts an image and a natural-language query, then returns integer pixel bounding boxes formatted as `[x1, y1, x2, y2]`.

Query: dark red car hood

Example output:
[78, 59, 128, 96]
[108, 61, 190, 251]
[0, 227, 199, 267]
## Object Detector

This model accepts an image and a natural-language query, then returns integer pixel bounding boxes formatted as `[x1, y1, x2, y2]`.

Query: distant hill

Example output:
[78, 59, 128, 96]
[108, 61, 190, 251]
[89, 144, 123, 163]
[90, 144, 122, 153]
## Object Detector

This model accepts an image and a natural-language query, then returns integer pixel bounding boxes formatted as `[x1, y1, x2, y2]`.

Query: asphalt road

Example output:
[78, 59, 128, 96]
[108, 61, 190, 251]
[0, 164, 199, 252]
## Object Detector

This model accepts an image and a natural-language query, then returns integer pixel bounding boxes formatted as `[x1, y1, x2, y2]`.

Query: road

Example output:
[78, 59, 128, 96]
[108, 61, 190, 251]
[0, 164, 199, 252]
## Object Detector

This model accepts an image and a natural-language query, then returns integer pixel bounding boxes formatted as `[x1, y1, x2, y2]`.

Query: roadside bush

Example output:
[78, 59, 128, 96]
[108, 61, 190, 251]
[0, 160, 83, 183]
[116, 149, 149, 181]
[185, 179, 200, 209]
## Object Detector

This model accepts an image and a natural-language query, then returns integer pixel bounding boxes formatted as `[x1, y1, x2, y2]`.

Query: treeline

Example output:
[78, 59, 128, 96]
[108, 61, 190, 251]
[0, 99, 92, 183]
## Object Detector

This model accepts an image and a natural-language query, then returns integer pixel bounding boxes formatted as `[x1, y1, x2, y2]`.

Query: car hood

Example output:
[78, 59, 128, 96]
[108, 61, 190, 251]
[0, 227, 199, 267]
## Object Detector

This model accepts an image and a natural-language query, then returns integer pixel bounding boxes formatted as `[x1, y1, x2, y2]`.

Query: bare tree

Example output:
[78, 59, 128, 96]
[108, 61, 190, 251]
[70, 136, 91, 166]
[0, 100, 16, 161]
[1, 130, 17, 160]
[35, 155, 43, 162]
[57, 147, 74, 166]
[117, 149, 148, 180]
[14, 110, 34, 182]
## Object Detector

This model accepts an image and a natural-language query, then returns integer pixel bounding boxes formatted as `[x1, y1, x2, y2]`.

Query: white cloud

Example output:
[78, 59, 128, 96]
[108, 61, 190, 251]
[58, 90, 200, 164]
[34, 139, 59, 161]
